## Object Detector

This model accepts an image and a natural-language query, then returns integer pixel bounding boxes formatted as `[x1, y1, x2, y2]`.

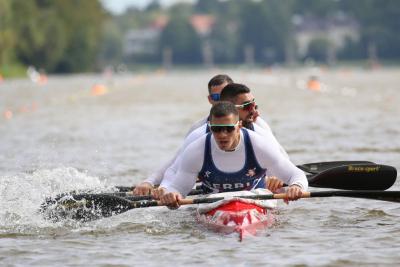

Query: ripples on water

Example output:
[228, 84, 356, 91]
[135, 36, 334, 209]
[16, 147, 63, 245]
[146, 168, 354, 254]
[1, 69, 400, 266]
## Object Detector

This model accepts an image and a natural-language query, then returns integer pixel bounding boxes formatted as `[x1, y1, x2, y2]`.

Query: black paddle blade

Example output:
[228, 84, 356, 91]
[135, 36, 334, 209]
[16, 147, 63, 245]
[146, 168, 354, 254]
[298, 161, 375, 174]
[40, 194, 133, 222]
[308, 164, 397, 190]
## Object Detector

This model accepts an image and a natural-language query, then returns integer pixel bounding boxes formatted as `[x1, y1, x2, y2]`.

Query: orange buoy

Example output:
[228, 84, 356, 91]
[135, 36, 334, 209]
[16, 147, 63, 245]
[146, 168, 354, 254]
[91, 84, 108, 96]
[307, 76, 321, 92]
[4, 110, 13, 120]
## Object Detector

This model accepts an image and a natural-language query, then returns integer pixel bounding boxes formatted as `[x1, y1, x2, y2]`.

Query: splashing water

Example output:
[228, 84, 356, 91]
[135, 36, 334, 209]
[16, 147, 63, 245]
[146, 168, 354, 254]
[0, 167, 111, 235]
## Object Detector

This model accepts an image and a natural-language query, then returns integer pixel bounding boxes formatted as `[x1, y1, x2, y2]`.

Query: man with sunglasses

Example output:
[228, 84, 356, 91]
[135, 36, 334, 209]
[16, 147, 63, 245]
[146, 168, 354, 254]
[159, 102, 307, 208]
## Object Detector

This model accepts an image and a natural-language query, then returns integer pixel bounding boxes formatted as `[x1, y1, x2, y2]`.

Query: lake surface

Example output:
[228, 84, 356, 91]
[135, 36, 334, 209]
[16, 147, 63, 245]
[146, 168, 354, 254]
[1, 68, 399, 266]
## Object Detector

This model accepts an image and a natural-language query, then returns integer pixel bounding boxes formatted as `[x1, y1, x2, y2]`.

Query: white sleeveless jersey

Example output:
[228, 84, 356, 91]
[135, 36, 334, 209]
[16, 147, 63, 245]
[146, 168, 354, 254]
[160, 130, 307, 196]
[145, 116, 288, 185]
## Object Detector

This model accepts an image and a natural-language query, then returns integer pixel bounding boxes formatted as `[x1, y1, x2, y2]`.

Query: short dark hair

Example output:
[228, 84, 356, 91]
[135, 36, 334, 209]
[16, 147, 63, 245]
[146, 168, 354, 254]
[207, 74, 233, 94]
[210, 101, 239, 119]
[220, 83, 251, 102]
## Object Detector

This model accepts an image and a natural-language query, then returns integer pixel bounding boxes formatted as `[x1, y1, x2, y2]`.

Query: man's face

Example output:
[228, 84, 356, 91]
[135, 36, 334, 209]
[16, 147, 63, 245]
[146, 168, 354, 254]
[233, 93, 258, 126]
[209, 114, 241, 151]
[208, 81, 229, 105]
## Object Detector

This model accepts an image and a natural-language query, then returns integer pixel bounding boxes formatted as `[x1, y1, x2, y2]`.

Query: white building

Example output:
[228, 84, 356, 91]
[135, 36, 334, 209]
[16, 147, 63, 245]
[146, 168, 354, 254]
[294, 13, 360, 58]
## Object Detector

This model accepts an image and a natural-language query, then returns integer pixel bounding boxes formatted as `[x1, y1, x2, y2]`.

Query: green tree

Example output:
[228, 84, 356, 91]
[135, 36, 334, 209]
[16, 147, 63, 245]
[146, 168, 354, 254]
[145, 0, 161, 12]
[10, 0, 104, 73]
[194, 0, 219, 14]
[292, 0, 338, 17]
[52, 0, 104, 72]
[208, 0, 242, 63]
[306, 37, 331, 62]
[209, 17, 238, 63]
[98, 19, 123, 66]
[11, 0, 43, 66]
[238, 0, 293, 64]
[0, 0, 15, 66]
[342, 0, 400, 59]
[20, 8, 66, 71]
[159, 14, 202, 64]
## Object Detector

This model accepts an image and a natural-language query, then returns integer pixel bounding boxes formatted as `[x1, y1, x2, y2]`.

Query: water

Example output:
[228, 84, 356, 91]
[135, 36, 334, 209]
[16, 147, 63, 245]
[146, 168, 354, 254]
[1, 68, 399, 266]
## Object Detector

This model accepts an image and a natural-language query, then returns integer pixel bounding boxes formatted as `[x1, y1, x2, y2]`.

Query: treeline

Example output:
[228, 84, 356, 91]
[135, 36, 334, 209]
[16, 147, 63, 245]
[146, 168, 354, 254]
[1, 0, 400, 75]
[114, 0, 400, 66]
[0, 0, 104, 74]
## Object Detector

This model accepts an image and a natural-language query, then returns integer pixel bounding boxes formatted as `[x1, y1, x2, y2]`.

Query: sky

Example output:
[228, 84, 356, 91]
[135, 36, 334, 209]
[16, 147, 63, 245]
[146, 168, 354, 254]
[100, 0, 195, 14]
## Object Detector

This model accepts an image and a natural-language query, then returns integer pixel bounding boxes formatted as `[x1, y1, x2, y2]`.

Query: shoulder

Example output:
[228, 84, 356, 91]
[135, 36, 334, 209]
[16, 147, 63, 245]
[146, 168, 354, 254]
[185, 116, 208, 136]
[246, 128, 265, 142]
[253, 123, 270, 136]
[246, 128, 280, 152]
[183, 123, 207, 147]
[180, 134, 208, 166]
[254, 116, 272, 132]
[183, 133, 207, 155]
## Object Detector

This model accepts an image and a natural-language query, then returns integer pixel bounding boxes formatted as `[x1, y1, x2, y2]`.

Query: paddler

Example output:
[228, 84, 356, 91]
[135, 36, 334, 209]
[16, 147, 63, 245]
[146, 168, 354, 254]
[159, 101, 308, 208]
[134, 78, 288, 195]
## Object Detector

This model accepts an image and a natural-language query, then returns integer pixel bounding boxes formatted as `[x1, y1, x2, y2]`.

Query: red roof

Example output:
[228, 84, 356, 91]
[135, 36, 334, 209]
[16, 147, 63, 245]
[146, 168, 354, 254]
[190, 15, 215, 35]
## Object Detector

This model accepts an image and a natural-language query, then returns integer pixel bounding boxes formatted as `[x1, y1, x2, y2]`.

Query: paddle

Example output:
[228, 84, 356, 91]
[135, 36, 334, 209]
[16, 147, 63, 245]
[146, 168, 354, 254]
[42, 188, 204, 206]
[115, 163, 396, 194]
[42, 162, 396, 215]
[116, 161, 376, 192]
[179, 190, 400, 204]
[40, 190, 400, 221]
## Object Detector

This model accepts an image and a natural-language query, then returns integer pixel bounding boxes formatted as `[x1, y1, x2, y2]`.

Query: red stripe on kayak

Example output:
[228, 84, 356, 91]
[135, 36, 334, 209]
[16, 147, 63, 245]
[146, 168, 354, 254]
[206, 201, 266, 216]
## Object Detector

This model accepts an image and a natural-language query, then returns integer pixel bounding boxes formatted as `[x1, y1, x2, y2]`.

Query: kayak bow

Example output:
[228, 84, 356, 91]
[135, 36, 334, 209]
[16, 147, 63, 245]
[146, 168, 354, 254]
[196, 190, 277, 241]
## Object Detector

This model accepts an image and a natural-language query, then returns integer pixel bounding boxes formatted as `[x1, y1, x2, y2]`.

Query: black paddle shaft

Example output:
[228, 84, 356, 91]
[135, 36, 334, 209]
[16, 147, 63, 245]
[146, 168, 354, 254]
[308, 190, 400, 203]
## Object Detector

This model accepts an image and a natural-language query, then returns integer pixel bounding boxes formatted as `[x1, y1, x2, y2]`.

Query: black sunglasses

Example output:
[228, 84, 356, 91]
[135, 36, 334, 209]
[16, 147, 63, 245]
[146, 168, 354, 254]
[208, 122, 239, 133]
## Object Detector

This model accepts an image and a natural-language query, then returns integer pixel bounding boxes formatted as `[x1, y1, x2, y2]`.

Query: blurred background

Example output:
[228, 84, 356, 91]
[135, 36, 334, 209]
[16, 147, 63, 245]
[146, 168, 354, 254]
[1, 1, 400, 266]
[1, 0, 400, 77]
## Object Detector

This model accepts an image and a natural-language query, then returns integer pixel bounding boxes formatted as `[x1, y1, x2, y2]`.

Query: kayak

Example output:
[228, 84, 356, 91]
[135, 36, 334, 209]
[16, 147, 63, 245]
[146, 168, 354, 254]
[196, 189, 277, 241]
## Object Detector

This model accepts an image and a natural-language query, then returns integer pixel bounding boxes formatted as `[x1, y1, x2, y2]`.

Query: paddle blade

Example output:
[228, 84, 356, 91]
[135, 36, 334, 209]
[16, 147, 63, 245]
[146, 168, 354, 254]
[308, 164, 397, 190]
[40, 194, 133, 222]
[298, 161, 375, 174]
